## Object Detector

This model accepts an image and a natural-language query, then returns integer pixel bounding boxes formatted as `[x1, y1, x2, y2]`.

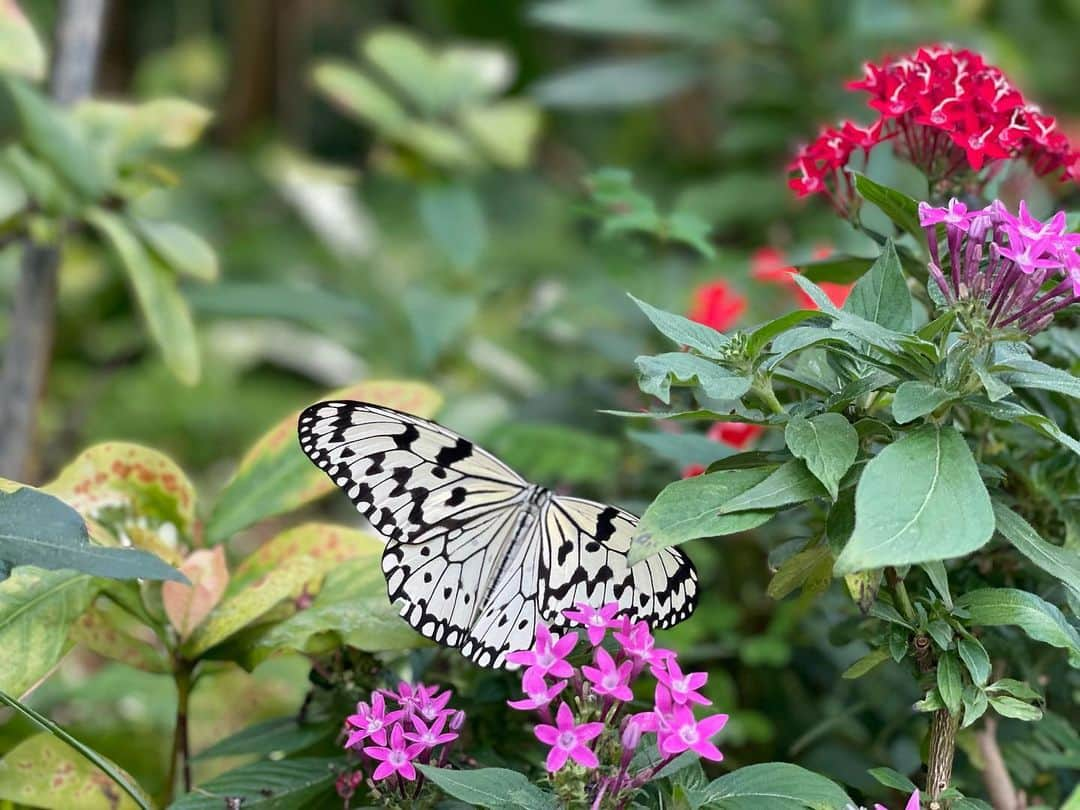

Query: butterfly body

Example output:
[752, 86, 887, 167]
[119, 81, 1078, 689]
[298, 400, 697, 668]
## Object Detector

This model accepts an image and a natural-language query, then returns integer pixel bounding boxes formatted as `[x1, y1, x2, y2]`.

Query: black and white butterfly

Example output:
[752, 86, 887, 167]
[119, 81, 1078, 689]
[297, 401, 698, 668]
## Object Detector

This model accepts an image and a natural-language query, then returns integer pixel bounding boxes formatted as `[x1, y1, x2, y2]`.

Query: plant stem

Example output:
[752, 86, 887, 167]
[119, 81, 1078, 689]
[165, 661, 194, 805]
[926, 708, 958, 808]
[885, 567, 917, 623]
[0, 0, 107, 480]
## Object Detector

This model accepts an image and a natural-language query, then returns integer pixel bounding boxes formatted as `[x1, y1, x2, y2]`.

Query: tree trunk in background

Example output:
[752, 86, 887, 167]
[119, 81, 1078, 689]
[219, 0, 279, 143]
[0, 0, 108, 481]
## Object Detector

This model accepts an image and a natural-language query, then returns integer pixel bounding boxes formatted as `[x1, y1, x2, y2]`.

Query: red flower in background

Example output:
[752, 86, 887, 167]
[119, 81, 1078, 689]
[707, 421, 763, 450]
[688, 281, 746, 332]
[751, 245, 852, 309]
[681, 463, 707, 479]
[790, 45, 1080, 209]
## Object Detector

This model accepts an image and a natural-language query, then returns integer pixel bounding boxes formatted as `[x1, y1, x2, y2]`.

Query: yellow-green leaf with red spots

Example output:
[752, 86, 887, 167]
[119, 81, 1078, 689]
[0, 732, 146, 810]
[162, 546, 230, 639]
[205, 379, 441, 544]
[182, 556, 322, 659]
[229, 522, 383, 597]
[43, 442, 197, 552]
[69, 601, 170, 673]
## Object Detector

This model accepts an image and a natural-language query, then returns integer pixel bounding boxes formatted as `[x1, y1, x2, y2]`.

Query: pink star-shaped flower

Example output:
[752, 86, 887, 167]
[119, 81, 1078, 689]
[582, 648, 634, 702]
[651, 658, 711, 706]
[505, 624, 578, 678]
[658, 704, 728, 762]
[507, 668, 567, 711]
[364, 724, 426, 781]
[533, 703, 604, 772]
[562, 601, 622, 646]
[345, 692, 403, 748]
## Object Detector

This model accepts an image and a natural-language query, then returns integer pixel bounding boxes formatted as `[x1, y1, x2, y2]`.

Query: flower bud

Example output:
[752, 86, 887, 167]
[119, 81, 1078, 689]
[621, 718, 642, 751]
[450, 709, 466, 731]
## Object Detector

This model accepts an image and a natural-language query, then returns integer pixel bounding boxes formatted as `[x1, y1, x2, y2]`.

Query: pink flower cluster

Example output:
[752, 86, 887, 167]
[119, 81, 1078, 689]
[919, 198, 1080, 333]
[340, 681, 463, 799]
[865, 789, 920, 810]
[790, 45, 1079, 211]
[507, 602, 729, 804]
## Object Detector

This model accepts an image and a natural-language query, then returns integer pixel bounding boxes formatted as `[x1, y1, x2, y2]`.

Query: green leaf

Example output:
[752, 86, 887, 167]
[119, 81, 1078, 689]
[0, 484, 186, 583]
[719, 460, 828, 514]
[784, 413, 858, 500]
[868, 767, 917, 793]
[530, 0, 732, 42]
[767, 545, 832, 600]
[957, 588, 1080, 667]
[636, 353, 751, 403]
[0, 568, 95, 695]
[132, 218, 218, 282]
[842, 647, 890, 679]
[993, 502, 1080, 602]
[402, 287, 477, 367]
[0, 718, 150, 810]
[986, 678, 1042, 701]
[926, 619, 953, 650]
[533, 53, 702, 109]
[745, 311, 820, 358]
[417, 765, 558, 809]
[834, 425, 994, 573]
[87, 208, 200, 385]
[799, 254, 875, 285]
[993, 356, 1080, 399]
[168, 758, 338, 809]
[937, 651, 963, 715]
[311, 60, 408, 133]
[193, 717, 336, 761]
[964, 397, 1080, 459]
[974, 362, 1012, 402]
[628, 429, 735, 467]
[701, 762, 852, 809]
[961, 686, 989, 729]
[206, 380, 440, 543]
[629, 293, 730, 358]
[891, 381, 957, 424]
[851, 172, 924, 244]
[70, 603, 170, 673]
[630, 469, 773, 564]
[958, 636, 991, 686]
[4, 78, 108, 200]
[842, 239, 913, 332]
[248, 556, 425, 664]
[417, 183, 488, 270]
[988, 695, 1043, 722]
[0, 2, 47, 80]
[458, 100, 541, 170]
[921, 560, 952, 608]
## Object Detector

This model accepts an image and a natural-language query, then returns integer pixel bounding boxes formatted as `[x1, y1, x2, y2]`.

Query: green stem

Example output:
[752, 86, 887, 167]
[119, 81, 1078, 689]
[753, 378, 785, 416]
[164, 660, 194, 805]
[885, 567, 917, 623]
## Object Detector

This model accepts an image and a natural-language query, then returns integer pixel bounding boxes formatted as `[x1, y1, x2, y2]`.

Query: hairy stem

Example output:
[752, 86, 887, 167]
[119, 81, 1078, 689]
[0, 0, 107, 479]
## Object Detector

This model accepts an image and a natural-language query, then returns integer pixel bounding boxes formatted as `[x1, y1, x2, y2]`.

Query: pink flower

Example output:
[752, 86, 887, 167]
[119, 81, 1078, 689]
[613, 620, 672, 667]
[533, 703, 605, 772]
[416, 688, 452, 722]
[652, 658, 711, 706]
[508, 669, 567, 711]
[364, 724, 426, 781]
[874, 790, 920, 810]
[345, 692, 403, 748]
[403, 713, 457, 749]
[380, 682, 438, 713]
[582, 648, 634, 701]
[658, 704, 728, 762]
[506, 624, 578, 678]
[563, 601, 621, 646]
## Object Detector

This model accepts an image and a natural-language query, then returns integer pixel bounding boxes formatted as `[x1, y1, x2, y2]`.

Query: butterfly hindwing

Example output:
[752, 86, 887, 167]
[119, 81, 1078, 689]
[298, 401, 525, 544]
[298, 400, 698, 668]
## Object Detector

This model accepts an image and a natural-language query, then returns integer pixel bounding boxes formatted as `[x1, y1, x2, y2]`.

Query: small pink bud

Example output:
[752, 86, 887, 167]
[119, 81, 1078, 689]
[450, 709, 466, 731]
[621, 718, 642, 751]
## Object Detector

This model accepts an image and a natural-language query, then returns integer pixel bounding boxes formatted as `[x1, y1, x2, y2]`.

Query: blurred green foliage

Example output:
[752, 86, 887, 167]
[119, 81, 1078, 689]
[0, 1, 1078, 808]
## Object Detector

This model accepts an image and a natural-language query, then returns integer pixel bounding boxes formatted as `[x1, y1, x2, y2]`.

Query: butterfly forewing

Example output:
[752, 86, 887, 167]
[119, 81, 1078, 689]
[297, 400, 698, 668]
[298, 401, 525, 544]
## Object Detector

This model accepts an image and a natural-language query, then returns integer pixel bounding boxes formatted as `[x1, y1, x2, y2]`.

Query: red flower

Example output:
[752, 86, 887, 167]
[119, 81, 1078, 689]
[707, 422, 763, 450]
[681, 463, 707, 479]
[687, 281, 746, 332]
[794, 45, 1079, 206]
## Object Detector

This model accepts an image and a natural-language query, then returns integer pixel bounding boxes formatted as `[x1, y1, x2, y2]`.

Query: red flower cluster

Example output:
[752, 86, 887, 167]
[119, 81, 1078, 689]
[750, 246, 852, 310]
[790, 45, 1079, 210]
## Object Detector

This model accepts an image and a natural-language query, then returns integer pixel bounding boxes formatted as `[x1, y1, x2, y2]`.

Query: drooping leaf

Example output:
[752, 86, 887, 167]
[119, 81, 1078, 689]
[988, 695, 1043, 721]
[69, 602, 169, 673]
[416, 765, 558, 809]
[630, 468, 774, 564]
[719, 460, 828, 514]
[958, 636, 991, 686]
[206, 380, 441, 544]
[0, 568, 96, 695]
[937, 651, 963, 715]
[784, 413, 858, 499]
[993, 356, 1080, 399]
[0, 693, 151, 809]
[993, 502, 1080, 602]
[957, 588, 1080, 667]
[965, 397, 1080, 459]
[168, 758, 338, 809]
[636, 352, 751, 403]
[162, 546, 230, 639]
[0, 733, 145, 810]
[834, 425, 994, 573]
[0, 484, 186, 583]
[628, 293, 730, 358]
[87, 208, 200, 385]
[842, 648, 891, 679]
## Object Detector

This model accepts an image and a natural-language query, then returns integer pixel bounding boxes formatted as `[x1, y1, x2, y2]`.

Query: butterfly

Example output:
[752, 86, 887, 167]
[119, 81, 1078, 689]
[297, 400, 698, 668]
